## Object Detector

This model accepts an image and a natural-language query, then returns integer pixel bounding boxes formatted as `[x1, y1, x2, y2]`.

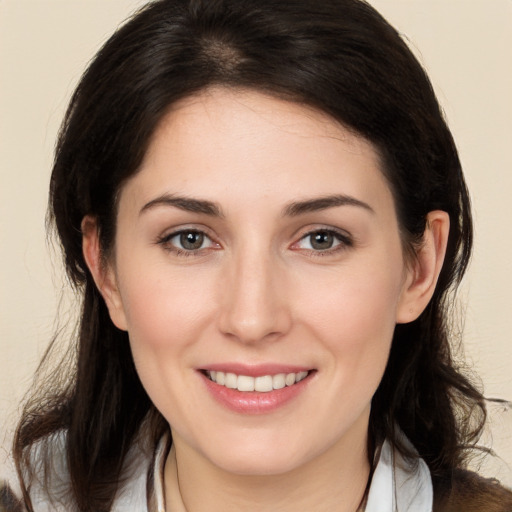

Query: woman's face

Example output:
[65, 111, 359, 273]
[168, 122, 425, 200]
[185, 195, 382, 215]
[105, 88, 415, 475]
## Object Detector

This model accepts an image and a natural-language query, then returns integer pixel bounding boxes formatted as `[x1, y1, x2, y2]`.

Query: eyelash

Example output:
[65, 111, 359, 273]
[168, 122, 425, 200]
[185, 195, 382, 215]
[156, 227, 353, 257]
[156, 229, 218, 257]
[292, 228, 353, 257]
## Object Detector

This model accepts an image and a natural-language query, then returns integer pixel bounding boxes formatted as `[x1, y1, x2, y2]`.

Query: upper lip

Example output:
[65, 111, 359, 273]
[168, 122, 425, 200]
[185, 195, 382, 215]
[198, 363, 314, 377]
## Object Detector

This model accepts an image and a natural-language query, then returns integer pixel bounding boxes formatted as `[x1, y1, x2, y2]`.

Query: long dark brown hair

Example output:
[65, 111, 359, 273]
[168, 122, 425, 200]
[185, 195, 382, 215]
[14, 0, 490, 510]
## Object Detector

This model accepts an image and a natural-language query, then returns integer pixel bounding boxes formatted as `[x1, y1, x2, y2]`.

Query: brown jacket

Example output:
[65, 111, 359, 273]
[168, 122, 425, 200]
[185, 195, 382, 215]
[433, 470, 512, 512]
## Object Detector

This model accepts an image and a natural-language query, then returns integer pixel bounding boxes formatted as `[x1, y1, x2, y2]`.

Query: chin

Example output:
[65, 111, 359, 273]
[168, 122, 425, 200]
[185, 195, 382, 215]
[213, 451, 306, 477]
[197, 431, 316, 477]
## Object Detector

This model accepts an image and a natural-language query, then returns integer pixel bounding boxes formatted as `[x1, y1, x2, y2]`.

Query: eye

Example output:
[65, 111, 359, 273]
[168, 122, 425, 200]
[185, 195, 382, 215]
[175, 231, 208, 250]
[293, 229, 352, 253]
[157, 229, 217, 254]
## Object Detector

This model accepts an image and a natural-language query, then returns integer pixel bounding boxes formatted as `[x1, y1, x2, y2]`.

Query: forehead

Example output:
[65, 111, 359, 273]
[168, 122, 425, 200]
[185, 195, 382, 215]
[120, 87, 394, 216]
[146, 87, 375, 164]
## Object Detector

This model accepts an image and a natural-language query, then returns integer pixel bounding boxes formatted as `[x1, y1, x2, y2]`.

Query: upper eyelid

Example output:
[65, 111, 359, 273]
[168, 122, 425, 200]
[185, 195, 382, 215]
[294, 225, 352, 241]
[157, 225, 216, 241]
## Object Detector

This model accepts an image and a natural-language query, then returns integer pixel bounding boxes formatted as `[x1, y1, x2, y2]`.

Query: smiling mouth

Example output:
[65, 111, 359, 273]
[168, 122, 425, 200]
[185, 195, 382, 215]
[203, 370, 310, 393]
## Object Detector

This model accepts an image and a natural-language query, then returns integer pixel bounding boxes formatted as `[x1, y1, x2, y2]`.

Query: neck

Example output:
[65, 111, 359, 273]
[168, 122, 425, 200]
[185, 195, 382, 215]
[164, 426, 370, 512]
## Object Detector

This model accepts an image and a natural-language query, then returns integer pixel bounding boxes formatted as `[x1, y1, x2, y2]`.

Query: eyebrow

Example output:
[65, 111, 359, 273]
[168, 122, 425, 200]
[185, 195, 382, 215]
[139, 194, 224, 217]
[139, 193, 374, 218]
[283, 194, 374, 216]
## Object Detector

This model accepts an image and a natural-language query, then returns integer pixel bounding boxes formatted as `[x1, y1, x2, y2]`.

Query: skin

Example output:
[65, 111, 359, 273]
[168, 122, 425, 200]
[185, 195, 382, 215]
[83, 88, 449, 511]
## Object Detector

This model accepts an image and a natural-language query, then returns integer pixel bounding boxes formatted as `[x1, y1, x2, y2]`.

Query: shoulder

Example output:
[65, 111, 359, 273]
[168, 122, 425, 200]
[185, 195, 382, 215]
[0, 480, 26, 512]
[1, 436, 27, 512]
[433, 469, 512, 512]
[0, 431, 70, 512]
[2, 430, 156, 512]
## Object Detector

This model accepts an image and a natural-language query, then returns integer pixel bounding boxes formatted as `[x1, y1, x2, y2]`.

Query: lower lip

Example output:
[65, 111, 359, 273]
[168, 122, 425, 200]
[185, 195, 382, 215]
[200, 372, 313, 414]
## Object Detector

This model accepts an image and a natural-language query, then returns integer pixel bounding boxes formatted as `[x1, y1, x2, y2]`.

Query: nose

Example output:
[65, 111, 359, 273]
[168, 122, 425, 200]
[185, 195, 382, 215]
[218, 249, 292, 344]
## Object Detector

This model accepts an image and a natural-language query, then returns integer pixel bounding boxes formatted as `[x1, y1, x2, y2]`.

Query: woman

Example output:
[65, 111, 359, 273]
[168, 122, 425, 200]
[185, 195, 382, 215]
[2, 0, 511, 510]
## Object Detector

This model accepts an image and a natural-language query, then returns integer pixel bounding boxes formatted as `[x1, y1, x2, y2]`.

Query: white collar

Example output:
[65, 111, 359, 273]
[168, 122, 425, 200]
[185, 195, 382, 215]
[365, 438, 433, 512]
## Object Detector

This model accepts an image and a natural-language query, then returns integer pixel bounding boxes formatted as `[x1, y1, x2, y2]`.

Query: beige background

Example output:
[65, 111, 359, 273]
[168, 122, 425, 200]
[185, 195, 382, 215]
[1, 0, 511, 485]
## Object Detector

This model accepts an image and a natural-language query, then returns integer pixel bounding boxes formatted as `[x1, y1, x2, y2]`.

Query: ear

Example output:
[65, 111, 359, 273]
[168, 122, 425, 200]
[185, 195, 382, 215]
[81, 215, 128, 331]
[396, 210, 450, 324]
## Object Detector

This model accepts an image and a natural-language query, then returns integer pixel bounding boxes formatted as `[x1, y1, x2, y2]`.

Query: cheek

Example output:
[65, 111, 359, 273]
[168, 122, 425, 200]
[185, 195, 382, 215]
[116, 263, 219, 413]
[293, 258, 404, 410]
[299, 263, 403, 348]
[116, 260, 220, 369]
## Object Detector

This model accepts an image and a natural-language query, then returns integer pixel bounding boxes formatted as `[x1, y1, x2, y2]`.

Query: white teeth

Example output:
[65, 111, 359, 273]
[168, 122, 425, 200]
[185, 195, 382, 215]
[272, 373, 286, 389]
[225, 373, 237, 389]
[296, 371, 308, 382]
[237, 375, 255, 392]
[285, 373, 296, 386]
[207, 370, 309, 392]
[254, 375, 273, 392]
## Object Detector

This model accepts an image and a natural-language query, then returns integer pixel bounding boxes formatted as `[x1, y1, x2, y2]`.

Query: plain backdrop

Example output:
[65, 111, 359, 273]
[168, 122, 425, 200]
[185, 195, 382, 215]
[1, 0, 511, 485]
